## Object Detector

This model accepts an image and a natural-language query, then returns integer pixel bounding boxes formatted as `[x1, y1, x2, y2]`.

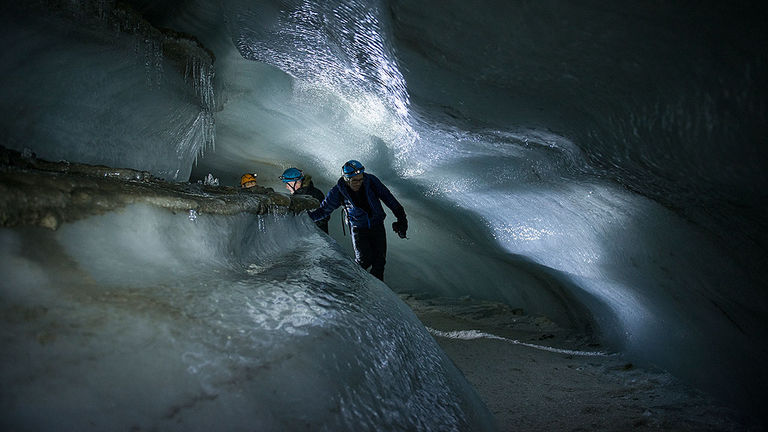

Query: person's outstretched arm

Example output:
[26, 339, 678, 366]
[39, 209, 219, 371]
[308, 185, 342, 222]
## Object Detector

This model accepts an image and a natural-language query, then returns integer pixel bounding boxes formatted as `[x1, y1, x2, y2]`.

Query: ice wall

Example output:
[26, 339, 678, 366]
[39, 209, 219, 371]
[135, 0, 597, 331]
[390, 0, 768, 271]
[386, 1, 768, 414]
[2, 0, 767, 424]
[0, 2, 215, 181]
[0, 205, 494, 431]
[177, 0, 765, 419]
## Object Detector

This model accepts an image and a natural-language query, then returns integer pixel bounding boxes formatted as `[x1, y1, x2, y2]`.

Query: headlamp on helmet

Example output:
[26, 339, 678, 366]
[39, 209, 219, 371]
[240, 173, 257, 187]
[279, 168, 304, 183]
[342, 160, 365, 179]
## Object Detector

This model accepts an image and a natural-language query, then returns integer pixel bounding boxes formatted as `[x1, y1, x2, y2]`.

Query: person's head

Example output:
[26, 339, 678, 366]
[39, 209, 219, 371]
[342, 160, 365, 191]
[240, 173, 258, 189]
[279, 167, 304, 194]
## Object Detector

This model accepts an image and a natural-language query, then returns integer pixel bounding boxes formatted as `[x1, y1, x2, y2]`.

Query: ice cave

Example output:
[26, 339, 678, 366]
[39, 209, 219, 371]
[1, 1, 766, 430]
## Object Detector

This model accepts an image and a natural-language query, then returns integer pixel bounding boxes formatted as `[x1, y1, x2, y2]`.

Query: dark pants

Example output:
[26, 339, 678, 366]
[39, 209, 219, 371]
[351, 223, 387, 281]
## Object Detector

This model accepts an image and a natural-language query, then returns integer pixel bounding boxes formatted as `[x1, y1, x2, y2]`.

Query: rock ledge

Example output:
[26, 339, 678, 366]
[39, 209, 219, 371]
[0, 146, 319, 230]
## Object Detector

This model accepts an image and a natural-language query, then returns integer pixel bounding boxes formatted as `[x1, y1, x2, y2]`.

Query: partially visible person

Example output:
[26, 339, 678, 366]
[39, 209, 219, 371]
[308, 160, 407, 281]
[280, 167, 329, 234]
[240, 173, 258, 189]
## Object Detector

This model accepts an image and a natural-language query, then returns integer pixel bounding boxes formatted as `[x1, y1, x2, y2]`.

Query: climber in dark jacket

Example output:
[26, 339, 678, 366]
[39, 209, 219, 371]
[280, 167, 329, 233]
[308, 160, 407, 281]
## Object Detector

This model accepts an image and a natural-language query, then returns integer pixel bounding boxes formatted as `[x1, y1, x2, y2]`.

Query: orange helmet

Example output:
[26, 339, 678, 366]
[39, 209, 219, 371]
[240, 173, 257, 187]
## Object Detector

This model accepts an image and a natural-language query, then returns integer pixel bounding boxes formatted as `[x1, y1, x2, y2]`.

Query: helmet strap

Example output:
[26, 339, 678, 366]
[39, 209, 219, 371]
[288, 180, 301, 193]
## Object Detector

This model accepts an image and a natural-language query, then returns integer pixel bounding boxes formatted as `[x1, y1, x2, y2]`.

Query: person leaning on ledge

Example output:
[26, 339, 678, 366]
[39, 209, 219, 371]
[240, 173, 258, 189]
[280, 167, 329, 234]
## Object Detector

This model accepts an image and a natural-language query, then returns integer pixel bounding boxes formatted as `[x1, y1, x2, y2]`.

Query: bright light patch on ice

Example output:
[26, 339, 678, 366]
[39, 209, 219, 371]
[493, 219, 559, 242]
[350, 94, 389, 129]
[221, 0, 419, 179]
[385, 117, 748, 376]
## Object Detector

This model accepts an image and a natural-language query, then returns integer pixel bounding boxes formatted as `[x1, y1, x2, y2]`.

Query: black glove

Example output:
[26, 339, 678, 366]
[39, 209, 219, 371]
[392, 219, 408, 238]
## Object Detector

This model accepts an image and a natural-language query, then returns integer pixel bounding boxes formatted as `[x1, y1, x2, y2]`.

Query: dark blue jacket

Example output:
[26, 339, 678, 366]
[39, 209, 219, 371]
[309, 173, 406, 229]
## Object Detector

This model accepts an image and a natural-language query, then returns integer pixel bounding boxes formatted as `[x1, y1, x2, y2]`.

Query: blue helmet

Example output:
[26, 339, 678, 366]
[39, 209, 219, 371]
[279, 167, 304, 183]
[342, 160, 365, 179]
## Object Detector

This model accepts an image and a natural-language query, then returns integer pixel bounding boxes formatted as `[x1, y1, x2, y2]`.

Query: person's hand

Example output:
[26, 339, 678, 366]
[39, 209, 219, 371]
[392, 219, 408, 238]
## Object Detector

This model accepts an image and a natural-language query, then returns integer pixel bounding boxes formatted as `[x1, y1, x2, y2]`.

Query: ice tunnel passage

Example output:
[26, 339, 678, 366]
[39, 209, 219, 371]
[1, 0, 767, 429]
